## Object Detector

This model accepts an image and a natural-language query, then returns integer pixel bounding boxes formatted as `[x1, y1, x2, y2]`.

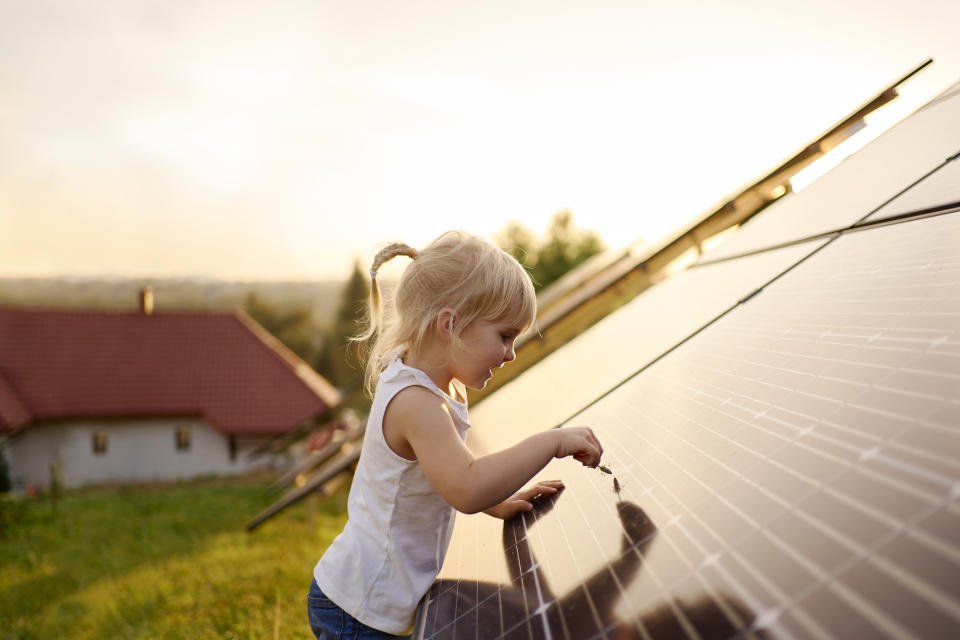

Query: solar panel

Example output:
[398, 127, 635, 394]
[700, 85, 960, 261]
[417, 209, 960, 640]
[415, 82, 960, 638]
[862, 156, 960, 222]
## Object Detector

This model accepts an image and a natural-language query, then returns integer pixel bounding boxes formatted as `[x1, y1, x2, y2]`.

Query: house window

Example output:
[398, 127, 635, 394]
[92, 430, 108, 455]
[175, 427, 191, 451]
[229, 435, 237, 463]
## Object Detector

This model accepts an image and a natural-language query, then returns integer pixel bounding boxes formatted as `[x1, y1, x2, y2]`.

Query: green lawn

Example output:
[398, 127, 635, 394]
[0, 473, 349, 639]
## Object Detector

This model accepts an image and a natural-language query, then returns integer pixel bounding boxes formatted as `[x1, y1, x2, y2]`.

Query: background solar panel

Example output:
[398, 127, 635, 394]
[415, 81, 960, 639]
[862, 156, 960, 222]
[700, 84, 960, 261]
[418, 209, 960, 640]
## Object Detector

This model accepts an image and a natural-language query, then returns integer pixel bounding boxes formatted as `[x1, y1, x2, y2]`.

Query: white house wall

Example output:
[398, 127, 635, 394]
[6, 417, 280, 489]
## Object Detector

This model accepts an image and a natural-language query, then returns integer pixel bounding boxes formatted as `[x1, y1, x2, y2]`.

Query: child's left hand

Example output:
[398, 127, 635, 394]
[485, 480, 564, 520]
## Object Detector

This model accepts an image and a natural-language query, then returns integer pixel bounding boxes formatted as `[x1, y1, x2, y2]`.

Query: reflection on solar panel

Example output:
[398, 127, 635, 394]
[415, 85, 960, 639]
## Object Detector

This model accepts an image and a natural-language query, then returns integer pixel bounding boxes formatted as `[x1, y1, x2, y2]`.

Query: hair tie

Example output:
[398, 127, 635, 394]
[369, 243, 418, 280]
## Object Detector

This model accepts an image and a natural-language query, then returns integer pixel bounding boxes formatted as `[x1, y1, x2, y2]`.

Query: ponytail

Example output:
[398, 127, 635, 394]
[356, 242, 418, 343]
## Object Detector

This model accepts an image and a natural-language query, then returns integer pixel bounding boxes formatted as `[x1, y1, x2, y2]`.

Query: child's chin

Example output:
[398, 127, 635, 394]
[467, 373, 491, 390]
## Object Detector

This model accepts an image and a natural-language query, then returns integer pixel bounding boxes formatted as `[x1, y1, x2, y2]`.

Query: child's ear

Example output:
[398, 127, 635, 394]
[436, 308, 457, 342]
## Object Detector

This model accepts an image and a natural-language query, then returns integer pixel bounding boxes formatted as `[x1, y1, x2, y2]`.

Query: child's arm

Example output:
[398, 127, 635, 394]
[386, 387, 603, 515]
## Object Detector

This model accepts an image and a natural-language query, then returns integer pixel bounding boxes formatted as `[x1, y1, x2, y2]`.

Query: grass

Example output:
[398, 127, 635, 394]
[0, 473, 349, 639]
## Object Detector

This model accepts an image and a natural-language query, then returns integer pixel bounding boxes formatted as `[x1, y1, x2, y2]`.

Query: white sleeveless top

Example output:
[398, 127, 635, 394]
[313, 358, 470, 635]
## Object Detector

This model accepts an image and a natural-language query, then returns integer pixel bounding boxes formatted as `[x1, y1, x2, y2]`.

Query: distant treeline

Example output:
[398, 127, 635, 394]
[0, 276, 343, 326]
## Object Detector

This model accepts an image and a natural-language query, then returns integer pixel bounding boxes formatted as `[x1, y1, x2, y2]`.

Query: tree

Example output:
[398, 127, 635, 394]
[494, 221, 536, 267]
[243, 292, 319, 364]
[496, 210, 605, 291]
[316, 261, 370, 389]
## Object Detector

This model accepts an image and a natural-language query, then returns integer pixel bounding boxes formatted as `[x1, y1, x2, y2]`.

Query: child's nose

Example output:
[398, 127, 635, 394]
[503, 345, 516, 363]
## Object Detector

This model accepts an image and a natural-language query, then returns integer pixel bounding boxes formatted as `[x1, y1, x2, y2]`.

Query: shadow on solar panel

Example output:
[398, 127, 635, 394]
[418, 490, 768, 639]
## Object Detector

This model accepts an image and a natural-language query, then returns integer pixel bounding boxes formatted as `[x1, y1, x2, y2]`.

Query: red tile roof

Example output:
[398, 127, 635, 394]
[0, 307, 340, 435]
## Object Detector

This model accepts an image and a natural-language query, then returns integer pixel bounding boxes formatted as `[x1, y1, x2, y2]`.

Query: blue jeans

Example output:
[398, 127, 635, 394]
[307, 578, 411, 640]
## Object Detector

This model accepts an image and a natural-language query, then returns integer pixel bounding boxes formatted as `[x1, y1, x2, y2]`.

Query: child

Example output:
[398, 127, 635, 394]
[308, 230, 604, 639]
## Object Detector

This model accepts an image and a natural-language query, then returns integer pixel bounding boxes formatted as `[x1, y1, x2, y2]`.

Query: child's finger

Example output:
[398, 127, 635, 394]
[588, 431, 604, 458]
[574, 445, 601, 467]
[538, 480, 564, 489]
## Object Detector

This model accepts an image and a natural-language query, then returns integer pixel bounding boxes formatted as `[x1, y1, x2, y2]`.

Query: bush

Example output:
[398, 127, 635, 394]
[0, 494, 25, 537]
[0, 446, 10, 493]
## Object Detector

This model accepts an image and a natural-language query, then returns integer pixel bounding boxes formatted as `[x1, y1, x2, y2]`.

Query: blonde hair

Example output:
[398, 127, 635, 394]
[356, 230, 537, 396]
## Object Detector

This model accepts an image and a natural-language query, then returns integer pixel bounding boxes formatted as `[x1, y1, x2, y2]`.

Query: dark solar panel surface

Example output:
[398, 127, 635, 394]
[415, 85, 960, 639]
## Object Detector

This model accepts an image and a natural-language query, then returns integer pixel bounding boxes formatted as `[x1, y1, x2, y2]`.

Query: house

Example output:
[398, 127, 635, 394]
[0, 299, 340, 490]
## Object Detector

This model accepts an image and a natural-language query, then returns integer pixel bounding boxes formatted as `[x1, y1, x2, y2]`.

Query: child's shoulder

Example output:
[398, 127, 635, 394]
[387, 384, 448, 419]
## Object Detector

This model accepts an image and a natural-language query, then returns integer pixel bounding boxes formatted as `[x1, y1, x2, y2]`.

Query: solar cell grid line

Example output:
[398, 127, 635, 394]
[540, 491, 611, 639]
[526, 499, 592, 640]
[418, 512, 478, 639]
[512, 513, 567, 640]
[465, 518, 482, 640]
[545, 485, 614, 640]
[518, 514, 554, 640]
[564, 483, 716, 640]
[565, 489, 675, 640]
[499, 516, 540, 640]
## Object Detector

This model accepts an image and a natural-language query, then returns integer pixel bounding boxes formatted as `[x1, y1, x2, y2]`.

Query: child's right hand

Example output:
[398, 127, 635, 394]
[555, 426, 603, 467]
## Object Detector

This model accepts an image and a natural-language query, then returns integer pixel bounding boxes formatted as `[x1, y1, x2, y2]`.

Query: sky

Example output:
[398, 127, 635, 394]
[2, 0, 959, 282]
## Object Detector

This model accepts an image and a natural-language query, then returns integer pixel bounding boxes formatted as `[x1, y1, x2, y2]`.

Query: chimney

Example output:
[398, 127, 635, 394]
[139, 286, 154, 315]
